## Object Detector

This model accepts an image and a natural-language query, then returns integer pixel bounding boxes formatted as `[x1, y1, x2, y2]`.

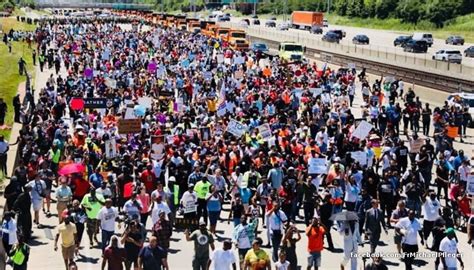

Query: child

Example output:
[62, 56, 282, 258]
[275, 251, 290, 270]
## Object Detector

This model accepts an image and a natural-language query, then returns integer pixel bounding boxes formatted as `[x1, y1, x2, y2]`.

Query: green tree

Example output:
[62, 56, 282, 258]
[334, 0, 348, 16]
[365, 0, 377, 17]
[375, 0, 397, 19]
[424, 0, 462, 27]
[396, 0, 424, 24]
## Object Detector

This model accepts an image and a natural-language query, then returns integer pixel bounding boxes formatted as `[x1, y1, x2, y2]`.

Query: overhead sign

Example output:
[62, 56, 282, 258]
[118, 119, 142, 134]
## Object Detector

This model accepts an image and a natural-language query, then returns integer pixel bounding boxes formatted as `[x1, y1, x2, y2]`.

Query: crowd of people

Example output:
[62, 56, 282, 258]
[1, 12, 474, 270]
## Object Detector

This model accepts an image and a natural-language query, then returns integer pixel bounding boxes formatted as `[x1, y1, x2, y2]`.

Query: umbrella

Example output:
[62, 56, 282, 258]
[330, 211, 359, 222]
[134, 105, 146, 117]
[58, 163, 86, 176]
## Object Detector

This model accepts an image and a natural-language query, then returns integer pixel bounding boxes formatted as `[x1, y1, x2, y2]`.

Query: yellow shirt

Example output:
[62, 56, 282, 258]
[58, 223, 77, 247]
[244, 249, 270, 270]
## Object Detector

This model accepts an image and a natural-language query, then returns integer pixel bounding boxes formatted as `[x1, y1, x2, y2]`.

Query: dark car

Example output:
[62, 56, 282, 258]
[265, 20, 276, 27]
[465, 46, 474, 57]
[352, 34, 369, 45]
[322, 31, 340, 43]
[250, 42, 269, 53]
[446, 35, 464, 45]
[331, 30, 345, 40]
[310, 25, 323, 34]
[393, 35, 411, 47]
[403, 39, 428, 53]
[252, 19, 260, 25]
[251, 15, 259, 19]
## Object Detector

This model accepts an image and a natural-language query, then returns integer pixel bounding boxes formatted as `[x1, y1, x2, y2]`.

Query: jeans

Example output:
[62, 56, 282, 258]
[271, 230, 283, 262]
[196, 198, 208, 224]
[101, 230, 114, 252]
[192, 256, 209, 270]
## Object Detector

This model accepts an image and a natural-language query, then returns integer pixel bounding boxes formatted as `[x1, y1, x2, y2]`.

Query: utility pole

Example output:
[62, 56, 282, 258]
[253, 0, 257, 16]
[283, 0, 288, 22]
[327, 0, 330, 13]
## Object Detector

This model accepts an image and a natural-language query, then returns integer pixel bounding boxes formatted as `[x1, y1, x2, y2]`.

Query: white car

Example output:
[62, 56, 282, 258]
[432, 49, 462, 64]
[277, 22, 290, 31]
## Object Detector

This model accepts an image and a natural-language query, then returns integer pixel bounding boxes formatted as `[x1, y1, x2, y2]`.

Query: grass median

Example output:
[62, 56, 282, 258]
[0, 16, 36, 140]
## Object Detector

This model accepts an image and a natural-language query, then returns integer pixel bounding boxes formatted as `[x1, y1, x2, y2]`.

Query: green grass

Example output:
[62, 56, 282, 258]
[0, 17, 36, 140]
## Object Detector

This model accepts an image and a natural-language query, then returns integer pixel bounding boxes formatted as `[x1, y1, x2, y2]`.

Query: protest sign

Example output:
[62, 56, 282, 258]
[118, 119, 141, 134]
[151, 142, 165, 160]
[84, 98, 108, 109]
[351, 151, 367, 166]
[227, 120, 248, 138]
[352, 121, 373, 140]
[138, 97, 153, 109]
[105, 139, 117, 159]
[409, 138, 424, 153]
[309, 88, 323, 97]
[257, 123, 272, 141]
[235, 70, 244, 80]
[217, 103, 227, 117]
[308, 158, 327, 174]
[217, 54, 224, 64]
[234, 56, 245, 65]
[348, 63, 356, 69]
[200, 127, 211, 141]
[105, 78, 117, 89]
[467, 175, 474, 195]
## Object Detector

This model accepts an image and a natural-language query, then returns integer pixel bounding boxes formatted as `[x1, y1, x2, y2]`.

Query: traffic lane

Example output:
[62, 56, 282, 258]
[246, 23, 474, 68]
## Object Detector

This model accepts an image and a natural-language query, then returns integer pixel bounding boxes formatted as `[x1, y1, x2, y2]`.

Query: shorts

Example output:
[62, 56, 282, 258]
[394, 233, 402, 244]
[61, 245, 75, 260]
[32, 199, 42, 211]
[44, 189, 51, 197]
[307, 251, 321, 267]
[208, 211, 220, 225]
[86, 219, 99, 235]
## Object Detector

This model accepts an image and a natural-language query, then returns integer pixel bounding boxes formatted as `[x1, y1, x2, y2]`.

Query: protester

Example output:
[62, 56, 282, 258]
[1, 211, 18, 256]
[98, 198, 119, 252]
[243, 238, 271, 270]
[185, 219, 215, 270]
[395, 210, 424, 270]
[9, 235, 29, 270]
[137, 236, 168, 270]
[101, 235, 126, 270]
[306, 218, 325, 270]
[54, 216, 77, 270]
[208, 240, 237, 270]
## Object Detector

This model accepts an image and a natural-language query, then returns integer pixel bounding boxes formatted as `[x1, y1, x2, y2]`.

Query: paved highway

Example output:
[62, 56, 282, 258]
[228, 16, 474, 68]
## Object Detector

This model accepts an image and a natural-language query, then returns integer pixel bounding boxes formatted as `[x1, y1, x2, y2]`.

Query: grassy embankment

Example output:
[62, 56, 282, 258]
[0, 15, 36, 140]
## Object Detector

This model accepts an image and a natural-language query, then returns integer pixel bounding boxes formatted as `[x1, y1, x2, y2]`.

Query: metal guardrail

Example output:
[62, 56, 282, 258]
[35, 3, 153, 10]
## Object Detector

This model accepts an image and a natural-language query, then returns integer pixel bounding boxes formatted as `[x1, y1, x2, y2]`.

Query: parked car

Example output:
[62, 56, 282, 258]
[310, 25, 323, 34]
[252, 19, 260, 25]
[403, 39, 428, 53]
[330, 29, 346, 40]
[265, 20, 276, 27]
[250, 42, 269, 53]
[465, 46, 474, 57]
[323, 19, 328, 27]
[412, 32, 433, 47]
[277, 22, 290, 31]
[322, 31, 340, 43]
[432, 49, 462, 64]
[445, 35, 464, 45]
[393, 35, 411, 47]
[352, 34, 369, 45]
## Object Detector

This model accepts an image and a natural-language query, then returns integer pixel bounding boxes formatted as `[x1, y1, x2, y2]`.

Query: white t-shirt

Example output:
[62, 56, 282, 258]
[422, 197, 441, 221]
[267, 210, 287, 232]
[275, 260, 290, 270]
[438, 237, 458, 268]
[123, 199, 143, 219]
[98, 206, 118, 232]
[151, 202, 171, 225]
[210, 249, 236, 270]
[396, 217, 422, 245]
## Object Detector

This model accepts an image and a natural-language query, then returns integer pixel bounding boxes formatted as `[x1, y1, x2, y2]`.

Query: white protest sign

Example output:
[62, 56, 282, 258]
[308, 158, 327, 174]
[235, 70, 244, 80]
[348, 63, 356, 69]
[234, 56, 245, 65]
[217, 103, 227, 117]
[467, 175, 474, 196]
[351, 151, 367, 166]
[151, 143, 165, 160]
[351, 121, 373, 140]
[105, 140, 117, 159]
[217, 54, 224, 64]
[138, 97, 153, 109]
[257, 123, 272, 141]
[227, 119, 248, 138]
[293, 88, 303, 100]
[309, 88, 323, 97]
[124, 105, 137, 119]
[105, 78, 117, 89]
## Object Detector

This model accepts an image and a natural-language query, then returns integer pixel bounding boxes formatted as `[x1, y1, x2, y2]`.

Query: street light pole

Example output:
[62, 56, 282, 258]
[253, 0, 257, 16]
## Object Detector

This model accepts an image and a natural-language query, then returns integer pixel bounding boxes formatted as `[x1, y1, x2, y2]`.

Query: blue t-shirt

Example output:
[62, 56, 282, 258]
[239, 188, 251, 204]
[89, 173, 103, 189]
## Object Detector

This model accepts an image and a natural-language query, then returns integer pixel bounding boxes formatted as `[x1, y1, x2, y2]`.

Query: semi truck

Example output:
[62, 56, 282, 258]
[291, 11, 324, 30]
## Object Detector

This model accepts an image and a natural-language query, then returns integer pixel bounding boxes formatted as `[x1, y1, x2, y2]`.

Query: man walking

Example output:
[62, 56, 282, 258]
[306, 218, 325, 270]
[97, 199, 119, 252]
[12, 94, 21, 123]
[54, 216, 78, 270]
[185, 219, 215, 270]
[208, 240, 237, 270]
[0, 135, 8, 177]
[395, 210, 424, 270]
[364, 199, 388, 254]
[0, 100, 7, 126]
[266, 201, 287, 262]
[137, 236, 169, 270]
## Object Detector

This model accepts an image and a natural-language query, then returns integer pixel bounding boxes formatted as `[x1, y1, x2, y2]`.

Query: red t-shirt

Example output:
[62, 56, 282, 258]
[73, 178, 90, 198]
[103, 246, 126, 270]
[140, 170, 156, 193]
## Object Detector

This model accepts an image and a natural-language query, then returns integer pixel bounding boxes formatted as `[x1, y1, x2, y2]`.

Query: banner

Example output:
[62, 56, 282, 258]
[227, 119, 248, 138]
[118, 119, 142, 134]
[352, 121, 373, 140]
[308, 158, 327, 174]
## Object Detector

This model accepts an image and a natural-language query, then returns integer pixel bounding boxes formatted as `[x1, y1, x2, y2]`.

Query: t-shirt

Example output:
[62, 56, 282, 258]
[275, 260, 290, 270]
[306, 225, 325, 252]
[422, 198, 440, 221]
[98, 206, 119, 232]
[27, 180, 46, 201]
[396, 217, 422, 245]
[439, 237, 458, 268]
[81, 193, 104, 219]
[58, 223, 77, 247]
[244, 249, 270, 270]
[138, 245, 167, 270]
[194, 181, 211, 199]
[190, 229, 214, 259]
[123, 199, 143, 219]
[210, 249, 236, 270]
[103, 247, 126, 270]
